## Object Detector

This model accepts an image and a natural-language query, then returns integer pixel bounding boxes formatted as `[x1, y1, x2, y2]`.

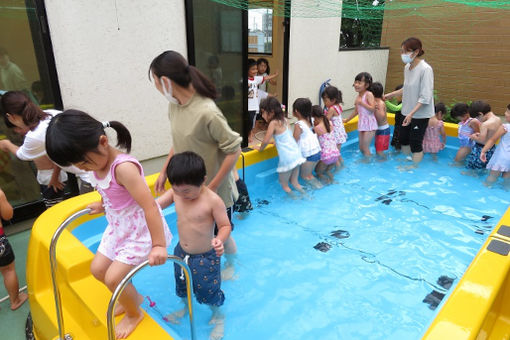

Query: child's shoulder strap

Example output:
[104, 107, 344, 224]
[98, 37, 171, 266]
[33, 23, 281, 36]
[111, 154, 144, 184]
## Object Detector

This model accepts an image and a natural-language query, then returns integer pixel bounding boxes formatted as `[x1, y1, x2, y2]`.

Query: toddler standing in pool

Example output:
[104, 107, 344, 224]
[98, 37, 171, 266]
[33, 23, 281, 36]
[422, 103, 447, 160]
[371, 82, 390, 158]
[481, 104, 510, 186]
[322, 86, 347, 165]
[450, 103, 480, 164]
[157, 151, 231, 340]
[292, 98, 322, 187]
[46, 110, 172, 339]
[256, 97, 305, 194]
[344, 72, 377, 157]
[312, 105, 340, 183]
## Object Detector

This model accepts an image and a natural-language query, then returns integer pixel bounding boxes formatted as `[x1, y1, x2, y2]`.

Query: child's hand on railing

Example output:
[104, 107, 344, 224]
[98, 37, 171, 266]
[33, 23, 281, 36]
[87, 201, 104, 215]
[148, 245, 168, 266]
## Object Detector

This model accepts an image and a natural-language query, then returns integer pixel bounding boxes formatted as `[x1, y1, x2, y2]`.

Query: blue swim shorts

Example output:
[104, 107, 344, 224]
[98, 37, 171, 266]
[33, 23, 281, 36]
[173, 243, 225, 307]
[306, 152, 321, 162]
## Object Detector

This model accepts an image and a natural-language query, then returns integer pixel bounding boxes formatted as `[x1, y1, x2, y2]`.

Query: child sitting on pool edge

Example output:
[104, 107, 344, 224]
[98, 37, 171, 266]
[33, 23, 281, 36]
[157, 151, 231, 340]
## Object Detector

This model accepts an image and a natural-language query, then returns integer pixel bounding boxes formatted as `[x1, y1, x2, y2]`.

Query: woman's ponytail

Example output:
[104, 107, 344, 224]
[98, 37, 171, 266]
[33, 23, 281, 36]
[188, 65, 217, 99]
[0, 91, 49, 128]
[150, 50, 217, 100]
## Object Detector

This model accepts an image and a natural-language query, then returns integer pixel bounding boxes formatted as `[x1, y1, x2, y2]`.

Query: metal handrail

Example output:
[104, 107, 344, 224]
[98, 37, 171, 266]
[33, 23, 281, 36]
[49, 208, 91, 340]
[107, 255, 196, 340]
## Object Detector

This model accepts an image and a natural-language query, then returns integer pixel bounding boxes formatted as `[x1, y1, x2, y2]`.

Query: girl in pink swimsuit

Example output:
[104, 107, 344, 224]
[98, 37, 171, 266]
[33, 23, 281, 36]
[322, 86, 347, 166]
[422, 103, 447, 159]
[46, 110, 172, 339]
[344, 72, 377, 157]
[312, 105, 339, 184]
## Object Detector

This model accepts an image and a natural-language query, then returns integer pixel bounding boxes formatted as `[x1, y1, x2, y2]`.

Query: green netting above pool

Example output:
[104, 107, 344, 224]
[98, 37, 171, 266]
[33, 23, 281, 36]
[211, 0, 510, 18]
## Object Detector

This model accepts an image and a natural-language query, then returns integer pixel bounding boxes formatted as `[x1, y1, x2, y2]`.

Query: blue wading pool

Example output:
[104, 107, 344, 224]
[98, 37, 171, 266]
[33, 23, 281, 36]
[72, 131, 510, 340]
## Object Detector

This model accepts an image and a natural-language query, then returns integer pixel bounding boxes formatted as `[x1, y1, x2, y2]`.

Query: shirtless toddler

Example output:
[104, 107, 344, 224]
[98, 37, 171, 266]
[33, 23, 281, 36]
[466, 101, 502, 169]
[157, 151, 231, 340]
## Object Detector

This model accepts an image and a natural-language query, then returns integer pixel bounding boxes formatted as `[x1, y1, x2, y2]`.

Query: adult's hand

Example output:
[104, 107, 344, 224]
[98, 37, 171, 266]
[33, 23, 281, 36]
[154, 172, 168, 194]
[402, 115, 412, 126]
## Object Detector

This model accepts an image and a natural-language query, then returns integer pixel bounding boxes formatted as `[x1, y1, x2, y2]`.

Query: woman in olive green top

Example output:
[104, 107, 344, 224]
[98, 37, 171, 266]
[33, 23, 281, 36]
[149, 51, 241, 268]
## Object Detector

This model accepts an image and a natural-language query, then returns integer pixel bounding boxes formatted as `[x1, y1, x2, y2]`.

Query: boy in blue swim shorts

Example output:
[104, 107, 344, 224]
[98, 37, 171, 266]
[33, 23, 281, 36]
[157, 151, 231, 340]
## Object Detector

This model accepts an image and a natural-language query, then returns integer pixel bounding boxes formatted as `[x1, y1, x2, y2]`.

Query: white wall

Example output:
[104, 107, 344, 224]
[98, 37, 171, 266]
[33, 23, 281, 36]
[288, 7, 389, 111]
[44, 1, 187, 162]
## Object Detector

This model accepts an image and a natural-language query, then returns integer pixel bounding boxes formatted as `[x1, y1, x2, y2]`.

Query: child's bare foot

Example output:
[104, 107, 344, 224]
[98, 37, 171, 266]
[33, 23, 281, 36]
[306, 177, 323, 189]
[209, 317, 225, 340]
[115, 310, 144, 339]
[165, 307, 187, 324]
[221, 264, 235, 281]
[10, 292, 28, 310]
[114, 293, 143, 316]
[294, 185, 306, 194]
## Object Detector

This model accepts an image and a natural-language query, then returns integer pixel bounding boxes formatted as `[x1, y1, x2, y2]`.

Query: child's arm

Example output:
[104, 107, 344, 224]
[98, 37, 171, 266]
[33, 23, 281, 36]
[385, 100, 402, 113]
[263, 71, 279, 83]
[0, 189, 13, 221]
[470, 122, 487, 143]
[480, 125, 506, 162]
[359, 91, 376, 112]
[325, 107, 336, 120]
[257, 121, 276, 151]
[293, 122, 302, 142]
[440, 124, 447, 149]
[116, 162, 168, 266]
[471, 119, 481, 133]
[343, 102, 359, 124]
[87, 200, 105, 214]
[156, 189, 175, 209]
[210, 195, 231, 257]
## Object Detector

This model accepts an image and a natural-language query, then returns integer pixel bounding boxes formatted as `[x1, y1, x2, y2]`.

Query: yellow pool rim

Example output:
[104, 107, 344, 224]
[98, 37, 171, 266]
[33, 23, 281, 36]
[26, 115, 510, 339]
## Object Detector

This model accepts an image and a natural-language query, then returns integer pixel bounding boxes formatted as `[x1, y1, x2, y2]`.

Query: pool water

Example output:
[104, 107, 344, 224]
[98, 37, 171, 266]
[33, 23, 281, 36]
[72, 136, 510, 340]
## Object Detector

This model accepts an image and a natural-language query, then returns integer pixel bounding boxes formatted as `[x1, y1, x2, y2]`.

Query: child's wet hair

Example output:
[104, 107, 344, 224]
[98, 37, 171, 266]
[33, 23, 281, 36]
[293, 98, 312, 125]
[435, 102, 447, 116]
[469, 100, 491, 116]
[256, 58, 270, 74]
[371, 82, 384, 99]
[311, 105, 331, 133]
[321, 86, 343, 104]
[46, 109, 131, 167]
[354, 72, 373, 89]
[450, 103, 469, 119]
[166, 151, 206, 187]
[260, 97, 285, 121]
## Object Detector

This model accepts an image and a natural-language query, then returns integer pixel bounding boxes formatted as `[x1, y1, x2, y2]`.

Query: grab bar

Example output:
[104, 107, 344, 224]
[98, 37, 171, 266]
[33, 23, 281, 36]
[49, 208, 91, 340]
[107, 255, 196, 340]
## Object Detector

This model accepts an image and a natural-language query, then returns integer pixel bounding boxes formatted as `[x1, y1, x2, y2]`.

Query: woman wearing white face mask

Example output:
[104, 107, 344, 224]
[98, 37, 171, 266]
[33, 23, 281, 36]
[385, 37, 435, 165]
[149, 51, 241, 272]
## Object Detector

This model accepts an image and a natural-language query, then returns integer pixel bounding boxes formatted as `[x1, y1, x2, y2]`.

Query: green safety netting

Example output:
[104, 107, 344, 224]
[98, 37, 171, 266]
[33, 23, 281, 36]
[211, 0, 510, 18]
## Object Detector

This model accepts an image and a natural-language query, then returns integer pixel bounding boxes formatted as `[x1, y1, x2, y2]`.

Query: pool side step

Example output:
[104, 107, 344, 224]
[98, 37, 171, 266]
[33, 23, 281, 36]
[255, 167, 277, 183]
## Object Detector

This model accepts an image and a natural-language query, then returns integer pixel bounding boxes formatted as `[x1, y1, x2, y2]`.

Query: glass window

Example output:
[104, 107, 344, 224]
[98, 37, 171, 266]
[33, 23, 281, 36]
[248, 8, 273, 54]
[340, 0, 385, 49]
[0, 0, 61, 209]
[191, 0, 244, 137]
